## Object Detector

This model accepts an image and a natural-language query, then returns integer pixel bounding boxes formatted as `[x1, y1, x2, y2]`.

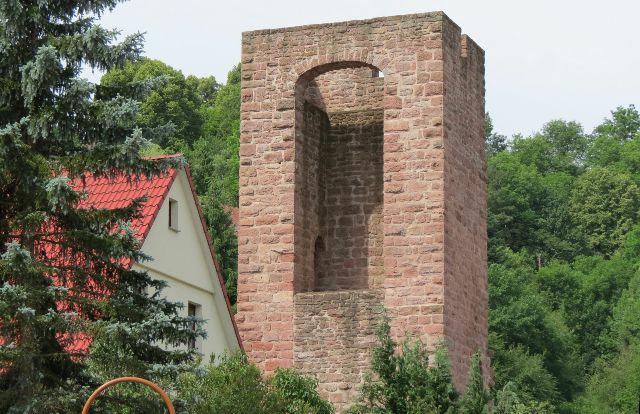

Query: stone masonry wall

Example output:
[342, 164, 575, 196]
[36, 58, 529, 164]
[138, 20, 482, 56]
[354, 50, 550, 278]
[441, 20, 489, 386]
[294, 290, 384, 409]
[320, 109, 384, 290]
[297, 102, 329, 292]
[304, 68, 384, 113]
[237, 12, 488, 408]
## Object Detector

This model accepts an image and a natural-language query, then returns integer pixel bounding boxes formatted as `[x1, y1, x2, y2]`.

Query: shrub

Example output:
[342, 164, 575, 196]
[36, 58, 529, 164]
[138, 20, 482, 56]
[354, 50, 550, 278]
[176, 352, 333, 414]
[347, 315, 489, 414]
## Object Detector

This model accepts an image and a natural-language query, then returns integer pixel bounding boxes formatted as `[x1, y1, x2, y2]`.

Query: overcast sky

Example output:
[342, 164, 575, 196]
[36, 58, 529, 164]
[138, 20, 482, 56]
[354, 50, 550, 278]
[87, 0, 639, 138]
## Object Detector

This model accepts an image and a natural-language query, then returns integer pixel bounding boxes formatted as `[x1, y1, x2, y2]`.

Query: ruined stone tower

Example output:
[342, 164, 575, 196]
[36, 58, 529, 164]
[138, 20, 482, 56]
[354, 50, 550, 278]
[236, 12, 488, 409]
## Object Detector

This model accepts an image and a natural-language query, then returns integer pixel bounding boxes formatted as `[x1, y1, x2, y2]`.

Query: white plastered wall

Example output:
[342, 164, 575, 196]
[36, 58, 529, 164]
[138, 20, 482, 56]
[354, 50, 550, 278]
[133, 169, 239, 360]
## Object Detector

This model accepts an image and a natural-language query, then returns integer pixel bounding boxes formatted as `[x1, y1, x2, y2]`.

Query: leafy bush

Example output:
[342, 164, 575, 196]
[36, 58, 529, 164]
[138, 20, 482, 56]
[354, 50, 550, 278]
[269, 368, 334, 414]
[347, 315, 490, 414]
[176, 352, 333, 414]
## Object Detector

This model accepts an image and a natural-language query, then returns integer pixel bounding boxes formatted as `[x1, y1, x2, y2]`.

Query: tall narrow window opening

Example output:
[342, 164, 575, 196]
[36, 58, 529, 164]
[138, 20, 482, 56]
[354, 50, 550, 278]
[168, 198, 179, 231]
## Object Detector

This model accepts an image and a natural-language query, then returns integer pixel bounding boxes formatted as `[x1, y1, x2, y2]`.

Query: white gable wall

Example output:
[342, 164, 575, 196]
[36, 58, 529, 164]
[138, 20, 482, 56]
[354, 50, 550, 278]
[134, 169, 239, 359]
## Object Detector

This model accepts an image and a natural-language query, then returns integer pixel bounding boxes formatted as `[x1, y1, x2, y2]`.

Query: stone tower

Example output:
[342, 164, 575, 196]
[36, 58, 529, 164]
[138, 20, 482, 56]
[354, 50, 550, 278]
[236, 12, 488, 409]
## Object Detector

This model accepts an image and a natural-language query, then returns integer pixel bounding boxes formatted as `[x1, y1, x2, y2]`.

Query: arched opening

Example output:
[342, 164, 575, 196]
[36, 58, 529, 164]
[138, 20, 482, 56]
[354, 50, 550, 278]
[294, 62, 385, 292]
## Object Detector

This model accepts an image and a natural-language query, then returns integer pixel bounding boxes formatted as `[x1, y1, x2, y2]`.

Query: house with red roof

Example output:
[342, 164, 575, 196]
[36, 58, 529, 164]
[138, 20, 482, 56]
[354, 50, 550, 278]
[73, 155, 242, 357]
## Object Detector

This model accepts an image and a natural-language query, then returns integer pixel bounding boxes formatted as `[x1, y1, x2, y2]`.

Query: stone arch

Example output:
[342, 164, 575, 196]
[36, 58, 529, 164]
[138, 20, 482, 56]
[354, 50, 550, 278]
[296, 60, 384, 86]
[293, 59, 386, 293]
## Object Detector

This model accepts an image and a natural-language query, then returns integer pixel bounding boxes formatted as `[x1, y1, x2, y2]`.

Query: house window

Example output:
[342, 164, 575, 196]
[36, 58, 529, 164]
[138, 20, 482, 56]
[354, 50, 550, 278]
[168, 198, 179, 231]
[187, 302, 201, 352]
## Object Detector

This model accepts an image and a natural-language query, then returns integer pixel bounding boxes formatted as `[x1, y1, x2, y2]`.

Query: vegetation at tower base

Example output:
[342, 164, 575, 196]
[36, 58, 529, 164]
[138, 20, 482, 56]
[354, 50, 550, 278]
[346, 315, 461, 414]
[346, 316, 555, 414]
[175, 352, 334, 414]
[0, 0, 205, 411]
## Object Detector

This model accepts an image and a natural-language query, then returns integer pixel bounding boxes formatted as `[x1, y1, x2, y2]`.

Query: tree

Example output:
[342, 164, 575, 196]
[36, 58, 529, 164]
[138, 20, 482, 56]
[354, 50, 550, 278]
[0, 1, 202, 411]
[489, 337, 559, 409]
[587, 105, 640, 173]
[100, 58, 208, 148]
[487, 146, 585, 264]
[348, 316, 495, 414]
[188, 65, 241, 304]
[569, 167, 640, 255]
[578, 340, 640, 414]
[459, 354, 490, 414]
[575, 252, 640, 412]
[488, 251, 582, 406]
[493, 383, 555, 414]
[176, 352, 334, 414]
[507, 120, 586, 177]
[487, 152, 546, 260]
[485, 113, 507, 156]
[593, 105, 640, 142]
[269, 368, 335, 414]
[347, 316, 459, 414]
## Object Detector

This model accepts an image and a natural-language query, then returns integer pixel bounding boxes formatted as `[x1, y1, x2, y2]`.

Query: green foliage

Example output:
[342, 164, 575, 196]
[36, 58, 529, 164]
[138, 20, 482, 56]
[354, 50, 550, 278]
[569, 167, 640, 255]
[485, 113, 507, 156]
[587, 105, 640, 172]
[269, 368, 335, 414]
[487, 151, 546, 259]
[176, 352, 333, 414]
[511, 120, 586, 175]
[575, 340, 640, 414]
[575, 270, 640, 412]
[177, 353, 282, 414]
[347, 316, 457, 413]
[348, 316, 494, 414]
[489, 336, 559, 407]
[459, 354, 490, 414]
[487, 126, 588, 263]
[494, 383, 555, 414]
[488, 251, 582, 404]
[593, 104, 640, 142]
[187, 65, 241, 304]
[486, 104, 640, 412]
[0, 1, 202, 411]
[100, 58, 213, 148]
[191, 64, 241, 206]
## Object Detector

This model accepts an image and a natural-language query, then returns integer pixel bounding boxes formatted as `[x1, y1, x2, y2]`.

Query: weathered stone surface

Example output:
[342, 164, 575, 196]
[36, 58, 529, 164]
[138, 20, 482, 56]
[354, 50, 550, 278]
[236, 11, 488, 411]
[294, 290, 384, 408]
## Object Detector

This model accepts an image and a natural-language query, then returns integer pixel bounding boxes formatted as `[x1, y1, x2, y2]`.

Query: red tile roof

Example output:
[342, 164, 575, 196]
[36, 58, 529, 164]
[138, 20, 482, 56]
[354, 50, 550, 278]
[4, 157, 242, 362]
[73, 168, 177, 243]
[43, 155, 243, 352]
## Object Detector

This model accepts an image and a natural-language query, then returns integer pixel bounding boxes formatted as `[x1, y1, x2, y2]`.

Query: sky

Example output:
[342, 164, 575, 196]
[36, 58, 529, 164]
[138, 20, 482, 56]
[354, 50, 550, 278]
[86, 0, 640, 138]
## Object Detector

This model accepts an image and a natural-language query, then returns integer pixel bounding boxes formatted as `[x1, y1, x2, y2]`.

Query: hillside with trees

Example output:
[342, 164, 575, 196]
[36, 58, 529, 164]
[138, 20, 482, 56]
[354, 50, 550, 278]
[102, 56, 640, 411]
[485, 106, 640, 412]
[112, 56, 640, 411]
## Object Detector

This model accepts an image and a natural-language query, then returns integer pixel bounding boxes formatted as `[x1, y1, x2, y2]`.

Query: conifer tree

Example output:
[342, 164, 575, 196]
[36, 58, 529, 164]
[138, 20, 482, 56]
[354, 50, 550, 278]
[0, 1, 202, 411]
